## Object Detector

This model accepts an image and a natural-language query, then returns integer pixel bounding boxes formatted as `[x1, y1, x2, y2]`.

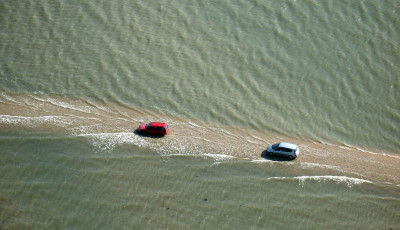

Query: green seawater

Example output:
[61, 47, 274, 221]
[1, 0, 399, 229]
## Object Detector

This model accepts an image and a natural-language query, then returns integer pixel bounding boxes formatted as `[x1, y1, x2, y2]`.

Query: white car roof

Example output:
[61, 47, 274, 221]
[278, 142, 298, 150]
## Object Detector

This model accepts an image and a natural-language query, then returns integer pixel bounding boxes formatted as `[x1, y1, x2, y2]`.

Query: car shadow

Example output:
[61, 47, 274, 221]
[261, 150, 294, 161]
[133, 129, 165, 139]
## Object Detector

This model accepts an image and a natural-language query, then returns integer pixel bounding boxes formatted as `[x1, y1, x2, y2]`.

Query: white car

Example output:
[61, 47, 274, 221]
[266, 142, 299, 160]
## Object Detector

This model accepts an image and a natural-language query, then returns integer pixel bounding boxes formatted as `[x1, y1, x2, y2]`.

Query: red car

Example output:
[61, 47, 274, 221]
[138, 122, 169, 136]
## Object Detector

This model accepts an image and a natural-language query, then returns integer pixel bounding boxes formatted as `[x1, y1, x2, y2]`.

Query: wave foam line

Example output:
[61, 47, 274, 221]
[267, 175, 372, 187]
[299, 162, 343, 171]
[0, 115, 73, 127]
[354, 147, 400, 159]
[339, 145, 400, 159]
[29, 96, 102, 115]
[1, 93, 18, 103]
[167, 153, 237, 162]
[78, 132, 241, 160]
[78, 132, 204, 156]
[78, 132, 149, 152]
[203, 153, 236, 161]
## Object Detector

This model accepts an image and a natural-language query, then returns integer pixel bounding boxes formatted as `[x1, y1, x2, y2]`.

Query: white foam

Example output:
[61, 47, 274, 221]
[80, 132, 201, 156]
[355, 147, 400, 159]
[79, 132, 241, 161]
[245, 138, 257, 144]
[67, 123, 105, 135]
[251, 159, 270, 163]
[188, 122, 202, 128]
[166, 153, 237, 163]
[1, 93, 18, 103]
[267, 175, 372, 188]
[30, 96, 98, 114]
[299, 162, 343, 171]
[0, 115, 73, 127]
[78, 132, 149, 152]
[338, 145, 400, 159]
[250, 158, 290, 165]
[166, 153, 190, 157]
[47, 98, 94, 113]
[202, 153, 236, 160]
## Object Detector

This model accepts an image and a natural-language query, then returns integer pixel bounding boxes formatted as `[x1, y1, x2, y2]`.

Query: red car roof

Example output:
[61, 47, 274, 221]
[149, 122, 167, 127]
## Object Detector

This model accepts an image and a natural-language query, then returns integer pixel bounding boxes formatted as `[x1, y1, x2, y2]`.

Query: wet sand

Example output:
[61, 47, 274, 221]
[1, 92, 399, 185]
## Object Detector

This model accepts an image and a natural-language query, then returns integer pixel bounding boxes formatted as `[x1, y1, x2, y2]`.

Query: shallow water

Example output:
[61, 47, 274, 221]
[1, 0, 400, 229]
[2, 132, 400, 229]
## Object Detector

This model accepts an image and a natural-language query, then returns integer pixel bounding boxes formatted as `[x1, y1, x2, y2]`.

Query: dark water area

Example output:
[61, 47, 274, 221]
[1, 134, 399, 229]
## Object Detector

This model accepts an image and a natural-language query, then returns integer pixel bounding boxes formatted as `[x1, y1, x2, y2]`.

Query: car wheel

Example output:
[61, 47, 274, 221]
[267, 151, 273, 156]
[288, 155, 294, 160]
